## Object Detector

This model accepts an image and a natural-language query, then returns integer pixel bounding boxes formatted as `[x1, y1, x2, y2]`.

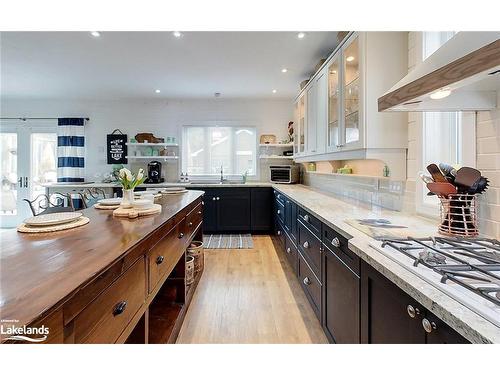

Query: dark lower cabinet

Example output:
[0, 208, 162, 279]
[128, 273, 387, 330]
[298, 252, 322, 321]
[323, 247, 360, 344]
[361, 261, 469, 344]
[284, 198, 298, 245]
[251, 188, 273, 231]
[202, 192, 218, 233]
[216, 188, 251, 232]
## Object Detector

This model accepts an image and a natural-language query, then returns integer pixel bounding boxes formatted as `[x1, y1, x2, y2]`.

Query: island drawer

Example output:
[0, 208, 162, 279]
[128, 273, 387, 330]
[275, 200, 285, 224]
[274, 190, 286, 205]
[73, 257, 146, 343]
[298, 252, 321, 321]
[298, 221, 321, 277]
[185, 202, 203, 241]
[297, 207, 321, 239]
[148, 218, 186, 293]
[284, 232, 298, 274]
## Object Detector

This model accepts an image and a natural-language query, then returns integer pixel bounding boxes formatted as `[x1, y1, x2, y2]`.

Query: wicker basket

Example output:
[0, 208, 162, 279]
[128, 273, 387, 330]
[186, 255, 195, 285]
[259, 134, 276, 144]
[439, 194, 479, 237]
[187, 241, 204, 273]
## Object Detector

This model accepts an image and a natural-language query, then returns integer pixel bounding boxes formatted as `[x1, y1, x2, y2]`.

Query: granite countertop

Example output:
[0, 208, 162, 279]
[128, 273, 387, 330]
[273, 184, 500, 344]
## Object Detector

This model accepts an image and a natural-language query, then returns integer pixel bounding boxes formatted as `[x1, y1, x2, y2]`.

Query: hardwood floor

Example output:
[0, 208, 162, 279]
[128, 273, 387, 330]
[177, 235, 328, 344]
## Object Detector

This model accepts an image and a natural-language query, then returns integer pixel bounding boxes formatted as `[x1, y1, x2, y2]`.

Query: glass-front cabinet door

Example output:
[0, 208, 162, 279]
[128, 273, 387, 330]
[343, 35, 361, 148]
[298, 93, 306, 154]
[327, 54, 341, 152]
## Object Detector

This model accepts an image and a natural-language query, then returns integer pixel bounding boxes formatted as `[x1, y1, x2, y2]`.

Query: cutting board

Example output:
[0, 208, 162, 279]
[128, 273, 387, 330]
[113, 204, 162, 219]
[345, 219, 415, 240]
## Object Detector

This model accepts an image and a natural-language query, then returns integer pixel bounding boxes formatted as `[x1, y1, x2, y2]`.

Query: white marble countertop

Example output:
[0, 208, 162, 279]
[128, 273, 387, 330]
[273, 184, 500, 344]
[41, 181, 274, 188]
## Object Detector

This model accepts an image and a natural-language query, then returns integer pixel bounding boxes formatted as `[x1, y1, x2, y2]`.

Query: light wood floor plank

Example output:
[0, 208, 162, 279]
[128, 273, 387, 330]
[177, 235, 328, 344]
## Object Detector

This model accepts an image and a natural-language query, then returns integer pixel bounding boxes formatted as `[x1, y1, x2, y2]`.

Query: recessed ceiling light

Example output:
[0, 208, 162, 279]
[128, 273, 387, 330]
[155, 89, 161, 94]
[272, 89, 277, 94]
[430, 88, 452, 100]
[297, 32, 306, 39]
[346, 56, 355, 62]
[281, 68, 288, 73]
[173, 31, 182, 38]
[90, 31, 101, 38]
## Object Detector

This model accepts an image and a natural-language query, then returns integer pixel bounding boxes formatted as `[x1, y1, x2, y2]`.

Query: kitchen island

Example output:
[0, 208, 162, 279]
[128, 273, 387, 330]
[0, 190, 205, 344]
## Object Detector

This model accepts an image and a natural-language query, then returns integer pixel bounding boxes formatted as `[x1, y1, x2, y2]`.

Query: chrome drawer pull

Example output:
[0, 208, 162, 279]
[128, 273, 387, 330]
[406, 305, 420, 318]
[188, 221, 193, 227]
[303, 214, 309, 222]
[331, 237, 340, 248]
[303, 277, 311, 286]
[156, 255, 164, 265]
[197, 211, 202, 215]
[212, 197, 216, 201]
[422, 318, 437, 333]
[178, 232, 184, 239]
[277, 230, 281, 235]
[286, 247, 291, 254]
[303, 241, 309, 249]
[112, 301, 127, 316]
[216, 196, 220, 200]
[277, 209, 281, 215]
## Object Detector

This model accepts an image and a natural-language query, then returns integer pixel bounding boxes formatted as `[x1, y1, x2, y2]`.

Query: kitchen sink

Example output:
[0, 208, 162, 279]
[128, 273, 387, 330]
[191, 180, 243, 185]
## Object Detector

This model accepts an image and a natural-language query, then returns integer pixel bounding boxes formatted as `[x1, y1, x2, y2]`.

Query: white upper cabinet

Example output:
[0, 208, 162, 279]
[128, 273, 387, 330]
[294, 32, 408, 161]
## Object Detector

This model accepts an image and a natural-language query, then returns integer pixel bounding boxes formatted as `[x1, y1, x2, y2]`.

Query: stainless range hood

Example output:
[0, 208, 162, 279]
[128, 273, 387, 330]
[378, 32, 500, 112]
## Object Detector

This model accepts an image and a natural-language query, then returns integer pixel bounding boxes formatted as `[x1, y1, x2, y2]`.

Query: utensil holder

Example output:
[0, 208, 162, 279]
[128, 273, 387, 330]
[439, 194, 478, 237]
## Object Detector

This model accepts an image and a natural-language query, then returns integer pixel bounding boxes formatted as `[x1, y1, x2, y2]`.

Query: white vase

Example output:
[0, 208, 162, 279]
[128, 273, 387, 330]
[121, 188, 134, 208]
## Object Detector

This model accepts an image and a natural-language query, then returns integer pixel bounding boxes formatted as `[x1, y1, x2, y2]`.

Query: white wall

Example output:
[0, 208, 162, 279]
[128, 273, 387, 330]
[1, 98, 293, 181]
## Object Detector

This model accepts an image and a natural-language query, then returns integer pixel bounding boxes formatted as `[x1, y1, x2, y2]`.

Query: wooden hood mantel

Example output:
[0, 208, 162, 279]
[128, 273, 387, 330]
[378, 32, 500, 112]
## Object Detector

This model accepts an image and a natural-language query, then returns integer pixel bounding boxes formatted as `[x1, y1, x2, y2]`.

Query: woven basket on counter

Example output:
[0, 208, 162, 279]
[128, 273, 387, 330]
[439, 194, 479, 237]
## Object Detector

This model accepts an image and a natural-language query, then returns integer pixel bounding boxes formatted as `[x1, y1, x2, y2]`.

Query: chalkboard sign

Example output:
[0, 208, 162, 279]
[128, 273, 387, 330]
[107, 129, 128, 164]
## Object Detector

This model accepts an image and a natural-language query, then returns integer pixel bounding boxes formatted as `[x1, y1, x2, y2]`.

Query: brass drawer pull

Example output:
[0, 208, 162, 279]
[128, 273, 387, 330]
[156, 255, 164, 265]
[112, 301, 127, 316]
[178, 232, 184, 239]
[188, 221, 193, 227]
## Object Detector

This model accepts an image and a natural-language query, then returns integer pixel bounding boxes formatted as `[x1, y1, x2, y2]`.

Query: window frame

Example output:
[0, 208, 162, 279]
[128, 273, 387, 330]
[181, 123, 258, 180]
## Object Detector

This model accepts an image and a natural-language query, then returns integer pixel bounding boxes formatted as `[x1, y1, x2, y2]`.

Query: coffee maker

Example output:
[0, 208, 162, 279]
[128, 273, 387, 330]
[145, 161, 164, 183]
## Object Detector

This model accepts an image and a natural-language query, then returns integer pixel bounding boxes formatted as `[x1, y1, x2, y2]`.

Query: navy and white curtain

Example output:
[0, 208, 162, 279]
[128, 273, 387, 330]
[57, 118, 85, 182]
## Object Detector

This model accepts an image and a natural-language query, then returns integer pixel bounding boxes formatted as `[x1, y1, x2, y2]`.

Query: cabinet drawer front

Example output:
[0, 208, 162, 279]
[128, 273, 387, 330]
[275, 200, 285, 223]
[149, 219, 186, 292]
[298, 253, 321, 320]
[284, 232, 298, 274]
[322, 224, 359, 275]
[298, 222, 322, 276]
[185, 202, 203, 240]
[275, 220, 286, 247]
[74, 257, 146, 343]
[297, 207, 321, 238]
[274, 190, 286, 205]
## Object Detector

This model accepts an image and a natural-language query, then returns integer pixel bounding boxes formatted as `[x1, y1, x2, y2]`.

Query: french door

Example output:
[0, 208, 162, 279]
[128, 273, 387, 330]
[0, 121, 57, 227]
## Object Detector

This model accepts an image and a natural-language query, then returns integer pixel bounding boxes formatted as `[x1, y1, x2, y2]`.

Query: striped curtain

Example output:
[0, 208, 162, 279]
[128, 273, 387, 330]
[57, 118, 85, 182]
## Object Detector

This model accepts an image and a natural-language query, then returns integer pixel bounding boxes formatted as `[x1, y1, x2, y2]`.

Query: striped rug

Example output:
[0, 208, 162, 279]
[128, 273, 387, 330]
[203, 234, 254, 249]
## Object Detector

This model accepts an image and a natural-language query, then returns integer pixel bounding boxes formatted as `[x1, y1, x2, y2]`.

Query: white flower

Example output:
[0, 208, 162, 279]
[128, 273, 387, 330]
[119, 168, 132, 181]
[137, 168, 144, 180]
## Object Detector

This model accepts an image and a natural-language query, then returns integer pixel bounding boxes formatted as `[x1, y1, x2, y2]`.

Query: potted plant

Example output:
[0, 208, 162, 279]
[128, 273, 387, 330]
[117, 167, 146, 207]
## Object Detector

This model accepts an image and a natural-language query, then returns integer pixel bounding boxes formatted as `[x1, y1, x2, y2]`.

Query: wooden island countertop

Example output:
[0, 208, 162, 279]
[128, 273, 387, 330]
[0, 190, 205, 341]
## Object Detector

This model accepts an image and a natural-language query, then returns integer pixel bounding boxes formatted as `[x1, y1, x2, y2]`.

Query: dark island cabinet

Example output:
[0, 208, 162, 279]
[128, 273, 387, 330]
[201, 191, 218, 232]
[284, 198, 298, 245]
[323, 247, 360, 343]
[360, 261, 469, 344]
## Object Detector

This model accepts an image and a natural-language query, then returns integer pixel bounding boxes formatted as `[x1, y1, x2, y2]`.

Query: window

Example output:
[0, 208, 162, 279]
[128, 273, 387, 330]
[416, 32, 476, 215]
[182, 126, 257, 177]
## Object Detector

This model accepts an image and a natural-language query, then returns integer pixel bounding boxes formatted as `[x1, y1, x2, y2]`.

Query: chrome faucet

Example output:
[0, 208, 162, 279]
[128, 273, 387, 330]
[220, 164, 225, 183]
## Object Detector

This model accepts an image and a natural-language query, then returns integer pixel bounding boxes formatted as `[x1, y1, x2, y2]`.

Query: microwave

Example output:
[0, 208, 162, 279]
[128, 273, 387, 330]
[269, 165, 299, 184]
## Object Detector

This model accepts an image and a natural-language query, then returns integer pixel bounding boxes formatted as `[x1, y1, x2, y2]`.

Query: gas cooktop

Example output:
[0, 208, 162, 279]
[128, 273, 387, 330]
[370, 236, 500, 327]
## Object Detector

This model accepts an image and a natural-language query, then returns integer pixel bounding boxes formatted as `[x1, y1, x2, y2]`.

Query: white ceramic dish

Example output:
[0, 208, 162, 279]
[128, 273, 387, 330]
[132, 199, 154, 210]
[163, 187, 186, 192]
[98, 198, 122, 206]
[135, 190, 161, 195]
[24, 212, 83, 227]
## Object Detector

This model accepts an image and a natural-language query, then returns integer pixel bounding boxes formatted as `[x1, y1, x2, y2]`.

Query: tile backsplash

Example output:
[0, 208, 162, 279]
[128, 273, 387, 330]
[301, 169, 406, 211]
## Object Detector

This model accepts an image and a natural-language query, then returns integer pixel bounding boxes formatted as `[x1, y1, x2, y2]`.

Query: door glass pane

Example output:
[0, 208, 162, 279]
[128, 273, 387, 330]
[31, 133, 57, 199]
[0, 133, 18, 216]
[344, 36, 360, 145]
[328, 57, 340, 148]
[299, 96, 305, 153]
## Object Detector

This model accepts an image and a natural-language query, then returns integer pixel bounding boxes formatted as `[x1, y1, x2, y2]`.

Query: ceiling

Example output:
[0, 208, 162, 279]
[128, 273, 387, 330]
[0, 31, 342, 100]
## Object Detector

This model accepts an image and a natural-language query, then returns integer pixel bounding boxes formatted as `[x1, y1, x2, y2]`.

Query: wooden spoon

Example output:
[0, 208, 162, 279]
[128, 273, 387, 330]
[426, 163, 448, 183]
[426, 182, 458, 198]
